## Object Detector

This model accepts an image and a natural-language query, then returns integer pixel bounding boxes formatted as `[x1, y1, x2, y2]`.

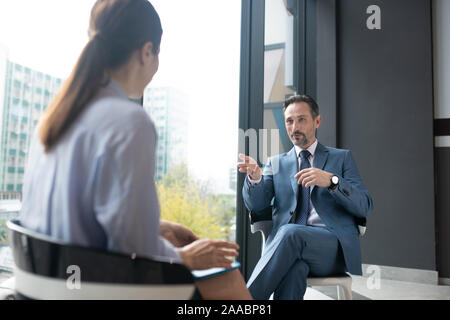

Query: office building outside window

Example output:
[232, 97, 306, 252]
[0, 45, 62, 193]
[143, 86, 189, 181]
[0, 45, 62, 271]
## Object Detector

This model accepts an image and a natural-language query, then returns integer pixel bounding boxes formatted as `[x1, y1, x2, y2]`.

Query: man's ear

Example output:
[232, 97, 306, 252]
[315, 115, 322, 129]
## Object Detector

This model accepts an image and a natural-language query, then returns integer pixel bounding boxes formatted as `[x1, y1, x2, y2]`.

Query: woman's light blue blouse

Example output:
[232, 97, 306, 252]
[19, 79, 181, 262]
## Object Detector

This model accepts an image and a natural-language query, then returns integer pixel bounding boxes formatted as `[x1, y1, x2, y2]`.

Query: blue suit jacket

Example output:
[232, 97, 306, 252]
[242, 143, 374, 275]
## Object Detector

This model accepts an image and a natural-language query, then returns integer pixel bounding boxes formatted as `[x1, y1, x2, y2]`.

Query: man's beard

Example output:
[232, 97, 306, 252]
[291, 131, 309, 147]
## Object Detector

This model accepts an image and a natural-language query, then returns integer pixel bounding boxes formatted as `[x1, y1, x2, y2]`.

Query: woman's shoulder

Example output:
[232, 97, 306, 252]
[77, 94, 157, 148]
[93, 93, 149, 117]
[86, 94, 154, 129]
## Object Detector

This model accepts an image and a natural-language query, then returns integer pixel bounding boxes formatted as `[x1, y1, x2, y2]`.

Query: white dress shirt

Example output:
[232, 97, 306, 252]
[19, 79, 181, 262]
[248, 139, 326, 227]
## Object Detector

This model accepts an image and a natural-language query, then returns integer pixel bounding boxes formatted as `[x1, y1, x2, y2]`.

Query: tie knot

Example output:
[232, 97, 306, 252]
[299, 150, 311, 161]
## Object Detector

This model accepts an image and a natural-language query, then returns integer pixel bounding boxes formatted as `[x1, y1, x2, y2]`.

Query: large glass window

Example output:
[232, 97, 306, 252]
[264, 0, 297, 157]
[145, 0, 241, 241]
[0, 0, 241, 274]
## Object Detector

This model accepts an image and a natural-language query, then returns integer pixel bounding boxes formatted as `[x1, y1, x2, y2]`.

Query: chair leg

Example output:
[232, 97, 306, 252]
[337, 284, 352, 300]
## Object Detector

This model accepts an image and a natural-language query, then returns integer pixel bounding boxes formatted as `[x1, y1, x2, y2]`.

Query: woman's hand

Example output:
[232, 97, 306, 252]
[177, 239, 239, 270]
[160, 220, 199, 247]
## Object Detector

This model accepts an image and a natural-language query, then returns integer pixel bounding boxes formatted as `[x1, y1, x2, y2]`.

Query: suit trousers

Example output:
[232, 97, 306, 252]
[247, 224, 346, 300]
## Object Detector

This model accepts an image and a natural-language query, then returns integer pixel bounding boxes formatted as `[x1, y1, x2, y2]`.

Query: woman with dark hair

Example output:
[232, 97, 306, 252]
[19, 0, 251, 299]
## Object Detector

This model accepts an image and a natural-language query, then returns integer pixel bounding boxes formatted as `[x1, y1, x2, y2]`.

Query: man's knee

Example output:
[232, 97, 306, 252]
[277, 224, 309, 250]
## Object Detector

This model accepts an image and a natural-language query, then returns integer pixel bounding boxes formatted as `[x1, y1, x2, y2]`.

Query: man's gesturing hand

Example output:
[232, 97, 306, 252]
[237, 154, 262, 181]
[294, 168, 333, 188]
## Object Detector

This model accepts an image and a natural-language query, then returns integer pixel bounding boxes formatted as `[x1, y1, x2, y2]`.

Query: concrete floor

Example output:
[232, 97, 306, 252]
[2, 271, 450, 300]
[307, 275, 450, 300]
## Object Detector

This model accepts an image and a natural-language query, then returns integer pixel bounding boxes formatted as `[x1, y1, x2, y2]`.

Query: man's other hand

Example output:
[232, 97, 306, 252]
[294, 168, 333, 188]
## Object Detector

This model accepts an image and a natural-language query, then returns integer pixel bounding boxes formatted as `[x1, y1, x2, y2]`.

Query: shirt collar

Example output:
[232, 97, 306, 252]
[103, 78, 129, 99]
[294, 139, 318, 159]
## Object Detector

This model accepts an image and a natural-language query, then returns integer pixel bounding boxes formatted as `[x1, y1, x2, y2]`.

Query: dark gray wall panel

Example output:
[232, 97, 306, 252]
[316, 0, 337, 148]
[436, 147, 450, 278]
[337, 0, 436, 270]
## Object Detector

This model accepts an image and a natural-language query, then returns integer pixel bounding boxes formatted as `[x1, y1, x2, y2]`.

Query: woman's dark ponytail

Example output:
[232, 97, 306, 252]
[39, 0, 162, 152]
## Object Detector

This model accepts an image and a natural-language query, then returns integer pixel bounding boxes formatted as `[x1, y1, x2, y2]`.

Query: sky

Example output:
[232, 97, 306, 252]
[0, 0, 242, 194]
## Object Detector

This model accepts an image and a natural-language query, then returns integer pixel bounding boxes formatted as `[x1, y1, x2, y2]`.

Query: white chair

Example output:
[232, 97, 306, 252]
[0, 277, 15, 300]
[249, 208, 366, 300]
[306, 274, 353, 300]
[5, 220, 196, 300]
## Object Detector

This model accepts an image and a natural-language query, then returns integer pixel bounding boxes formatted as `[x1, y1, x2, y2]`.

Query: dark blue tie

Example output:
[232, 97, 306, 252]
[296, 150, 311, 225]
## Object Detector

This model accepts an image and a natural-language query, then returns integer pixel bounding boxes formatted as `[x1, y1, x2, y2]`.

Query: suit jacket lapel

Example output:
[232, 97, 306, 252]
[286, 147, 299, 199]
[312, 142, 329, 193]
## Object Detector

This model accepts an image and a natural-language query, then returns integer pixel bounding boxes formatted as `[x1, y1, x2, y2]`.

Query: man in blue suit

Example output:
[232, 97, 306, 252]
[238, 95, 373, 300]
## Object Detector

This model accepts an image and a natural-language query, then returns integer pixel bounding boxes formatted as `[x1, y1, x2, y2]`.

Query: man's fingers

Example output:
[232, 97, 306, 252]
[238, 153, 250, 162]
[302, 175, 316, 187]
[294, 168, 314, 179]
[237, 163, 258, 175]
[238, 153, 256, 164]
[237, 160, 251, 173]
[297, 171, 314, 184]
[238, 155, 262, 180]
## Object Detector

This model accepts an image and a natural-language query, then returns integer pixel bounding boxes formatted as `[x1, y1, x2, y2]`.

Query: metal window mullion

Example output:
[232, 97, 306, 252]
[237, 0, 265, 281]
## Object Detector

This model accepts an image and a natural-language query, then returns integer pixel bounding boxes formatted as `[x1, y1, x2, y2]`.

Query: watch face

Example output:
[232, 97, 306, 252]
[332, 176, 339, 184]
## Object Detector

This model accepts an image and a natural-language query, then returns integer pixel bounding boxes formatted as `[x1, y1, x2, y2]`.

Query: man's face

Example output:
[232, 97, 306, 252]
[284, 102, 321, 148]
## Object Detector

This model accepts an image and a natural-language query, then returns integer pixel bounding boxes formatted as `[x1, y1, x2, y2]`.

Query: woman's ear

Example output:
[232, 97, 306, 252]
[140, 41, 154, 65]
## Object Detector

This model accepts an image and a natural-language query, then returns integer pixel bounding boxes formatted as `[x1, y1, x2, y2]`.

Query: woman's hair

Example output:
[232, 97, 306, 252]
[39, 0, 162, 152]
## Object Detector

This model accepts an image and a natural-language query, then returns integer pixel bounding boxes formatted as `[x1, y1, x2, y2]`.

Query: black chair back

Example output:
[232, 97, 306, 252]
[7, 220, 195, 300]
